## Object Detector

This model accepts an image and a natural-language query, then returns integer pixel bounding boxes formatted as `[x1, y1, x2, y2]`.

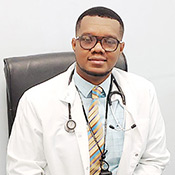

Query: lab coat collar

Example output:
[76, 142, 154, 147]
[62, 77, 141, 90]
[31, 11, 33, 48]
[58, 64, 77, 104]
[59, 80, 77, 104]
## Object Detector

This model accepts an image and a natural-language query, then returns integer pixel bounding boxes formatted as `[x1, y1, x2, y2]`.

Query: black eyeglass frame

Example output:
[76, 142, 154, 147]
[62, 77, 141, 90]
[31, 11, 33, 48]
[76, 34, 122, 52]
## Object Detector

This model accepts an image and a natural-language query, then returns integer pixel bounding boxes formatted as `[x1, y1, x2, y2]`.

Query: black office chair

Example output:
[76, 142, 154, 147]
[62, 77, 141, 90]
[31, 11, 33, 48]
[4, 51, 128, 136]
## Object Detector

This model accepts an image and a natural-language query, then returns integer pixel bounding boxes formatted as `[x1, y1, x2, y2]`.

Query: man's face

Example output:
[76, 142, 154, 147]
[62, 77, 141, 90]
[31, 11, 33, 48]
[72, 16, 125, 84]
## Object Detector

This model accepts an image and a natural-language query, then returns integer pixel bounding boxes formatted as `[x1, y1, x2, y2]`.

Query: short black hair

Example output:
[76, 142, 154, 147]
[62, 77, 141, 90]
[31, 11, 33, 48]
[76, 6, 124, 38]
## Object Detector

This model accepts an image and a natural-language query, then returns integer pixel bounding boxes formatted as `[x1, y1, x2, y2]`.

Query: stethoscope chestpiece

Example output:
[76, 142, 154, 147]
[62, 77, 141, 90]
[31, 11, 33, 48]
[64, 119, 76, 133]
[100, 159, 112, 175]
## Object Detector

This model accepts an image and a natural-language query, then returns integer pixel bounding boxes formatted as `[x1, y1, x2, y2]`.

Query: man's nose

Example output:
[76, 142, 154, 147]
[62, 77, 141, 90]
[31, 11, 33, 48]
[91, 42, 105, 53]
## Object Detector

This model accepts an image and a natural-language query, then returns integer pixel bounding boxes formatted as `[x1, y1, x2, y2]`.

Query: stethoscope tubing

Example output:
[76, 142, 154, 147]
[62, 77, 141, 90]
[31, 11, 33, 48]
[65, 69, 136, 133]
[109, 104, 136, 132]
[64, 69, 136, 172]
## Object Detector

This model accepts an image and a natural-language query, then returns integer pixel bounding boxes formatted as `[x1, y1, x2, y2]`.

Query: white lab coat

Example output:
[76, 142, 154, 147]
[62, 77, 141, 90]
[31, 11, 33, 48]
[7, 64, 170, 175]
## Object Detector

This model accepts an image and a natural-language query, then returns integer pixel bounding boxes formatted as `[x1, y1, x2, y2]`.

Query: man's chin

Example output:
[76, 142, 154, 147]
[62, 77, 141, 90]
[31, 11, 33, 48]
[76, 63, 113, 77]
[81, 67, 111, 77]
[85, 70, 110, 77]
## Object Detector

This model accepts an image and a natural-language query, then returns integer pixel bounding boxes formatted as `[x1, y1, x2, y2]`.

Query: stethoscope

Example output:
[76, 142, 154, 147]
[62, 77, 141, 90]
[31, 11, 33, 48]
[64, 69, 136, 174]
[64, 69, 136, 133]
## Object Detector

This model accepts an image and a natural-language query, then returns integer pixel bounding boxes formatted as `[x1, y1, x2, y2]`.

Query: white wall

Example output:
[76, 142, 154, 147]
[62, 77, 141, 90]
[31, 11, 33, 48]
[0, 0, 174, 174]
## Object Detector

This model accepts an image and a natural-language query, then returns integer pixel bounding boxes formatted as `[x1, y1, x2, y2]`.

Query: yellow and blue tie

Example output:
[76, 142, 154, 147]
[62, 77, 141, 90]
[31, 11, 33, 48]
[88, 86, 104, 175]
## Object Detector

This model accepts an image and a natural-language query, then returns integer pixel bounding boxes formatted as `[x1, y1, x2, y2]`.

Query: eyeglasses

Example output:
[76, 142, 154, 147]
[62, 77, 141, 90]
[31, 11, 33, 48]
[76, 34, 121, 52]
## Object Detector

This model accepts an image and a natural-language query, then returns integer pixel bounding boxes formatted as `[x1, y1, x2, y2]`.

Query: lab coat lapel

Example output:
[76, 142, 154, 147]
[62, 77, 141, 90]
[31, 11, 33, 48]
[111, 70, 143, 174]
[60, 80, 90, 174]
[72, 92, 90, 174]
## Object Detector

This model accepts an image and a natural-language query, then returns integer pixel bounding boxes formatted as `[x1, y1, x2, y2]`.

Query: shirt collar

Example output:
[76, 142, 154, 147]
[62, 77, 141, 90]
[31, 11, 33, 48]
[73, 68, 111, 98]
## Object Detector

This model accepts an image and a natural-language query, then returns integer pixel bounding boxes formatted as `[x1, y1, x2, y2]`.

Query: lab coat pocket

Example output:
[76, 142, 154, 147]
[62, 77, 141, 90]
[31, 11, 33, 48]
[129, 117, 150, 174]
[133, 118, 150, 159]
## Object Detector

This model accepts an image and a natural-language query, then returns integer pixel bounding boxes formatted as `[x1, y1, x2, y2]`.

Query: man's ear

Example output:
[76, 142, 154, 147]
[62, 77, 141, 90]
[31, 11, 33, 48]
[119, 42, 125, 53]
[71, 38, 76, 52]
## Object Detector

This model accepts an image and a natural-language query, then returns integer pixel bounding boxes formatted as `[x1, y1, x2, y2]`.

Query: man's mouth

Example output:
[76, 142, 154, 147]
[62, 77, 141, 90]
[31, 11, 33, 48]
[88, 57, 107, 64]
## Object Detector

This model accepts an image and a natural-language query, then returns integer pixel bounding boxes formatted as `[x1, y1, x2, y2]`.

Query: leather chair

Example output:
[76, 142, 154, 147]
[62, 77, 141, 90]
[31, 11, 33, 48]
[3, 51, 128, 136]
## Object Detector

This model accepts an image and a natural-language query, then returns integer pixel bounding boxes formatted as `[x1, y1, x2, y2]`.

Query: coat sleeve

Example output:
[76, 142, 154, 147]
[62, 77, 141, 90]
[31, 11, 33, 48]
[7, 93, 46, 175]
[133, 85, 170, 175]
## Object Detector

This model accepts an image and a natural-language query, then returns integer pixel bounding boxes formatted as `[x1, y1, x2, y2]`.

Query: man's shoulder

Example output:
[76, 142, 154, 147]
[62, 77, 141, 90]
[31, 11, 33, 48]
[24, 65, 74, 98]
[112, 68, 157, 106]
[112, 68, 154, 90]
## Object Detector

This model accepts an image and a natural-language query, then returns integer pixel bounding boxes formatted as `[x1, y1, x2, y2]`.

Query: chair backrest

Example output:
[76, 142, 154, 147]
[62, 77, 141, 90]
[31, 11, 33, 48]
[4, 51, 128, 136]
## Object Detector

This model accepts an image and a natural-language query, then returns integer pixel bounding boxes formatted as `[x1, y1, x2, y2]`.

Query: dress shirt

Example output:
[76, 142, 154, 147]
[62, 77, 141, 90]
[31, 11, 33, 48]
[73, 70, 125, 174]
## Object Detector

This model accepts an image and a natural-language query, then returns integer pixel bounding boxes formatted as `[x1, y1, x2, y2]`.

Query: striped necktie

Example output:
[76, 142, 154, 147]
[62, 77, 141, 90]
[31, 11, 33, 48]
[88, 86, 104, 175]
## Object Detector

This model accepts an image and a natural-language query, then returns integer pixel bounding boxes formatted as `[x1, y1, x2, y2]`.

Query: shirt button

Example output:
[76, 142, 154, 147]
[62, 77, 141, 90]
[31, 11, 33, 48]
[86, 167, 89, 170]
[135, 153, 139, 157]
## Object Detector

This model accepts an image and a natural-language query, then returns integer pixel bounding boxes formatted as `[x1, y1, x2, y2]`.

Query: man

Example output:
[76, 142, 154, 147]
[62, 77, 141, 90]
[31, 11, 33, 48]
[7, 6, 170, 175]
